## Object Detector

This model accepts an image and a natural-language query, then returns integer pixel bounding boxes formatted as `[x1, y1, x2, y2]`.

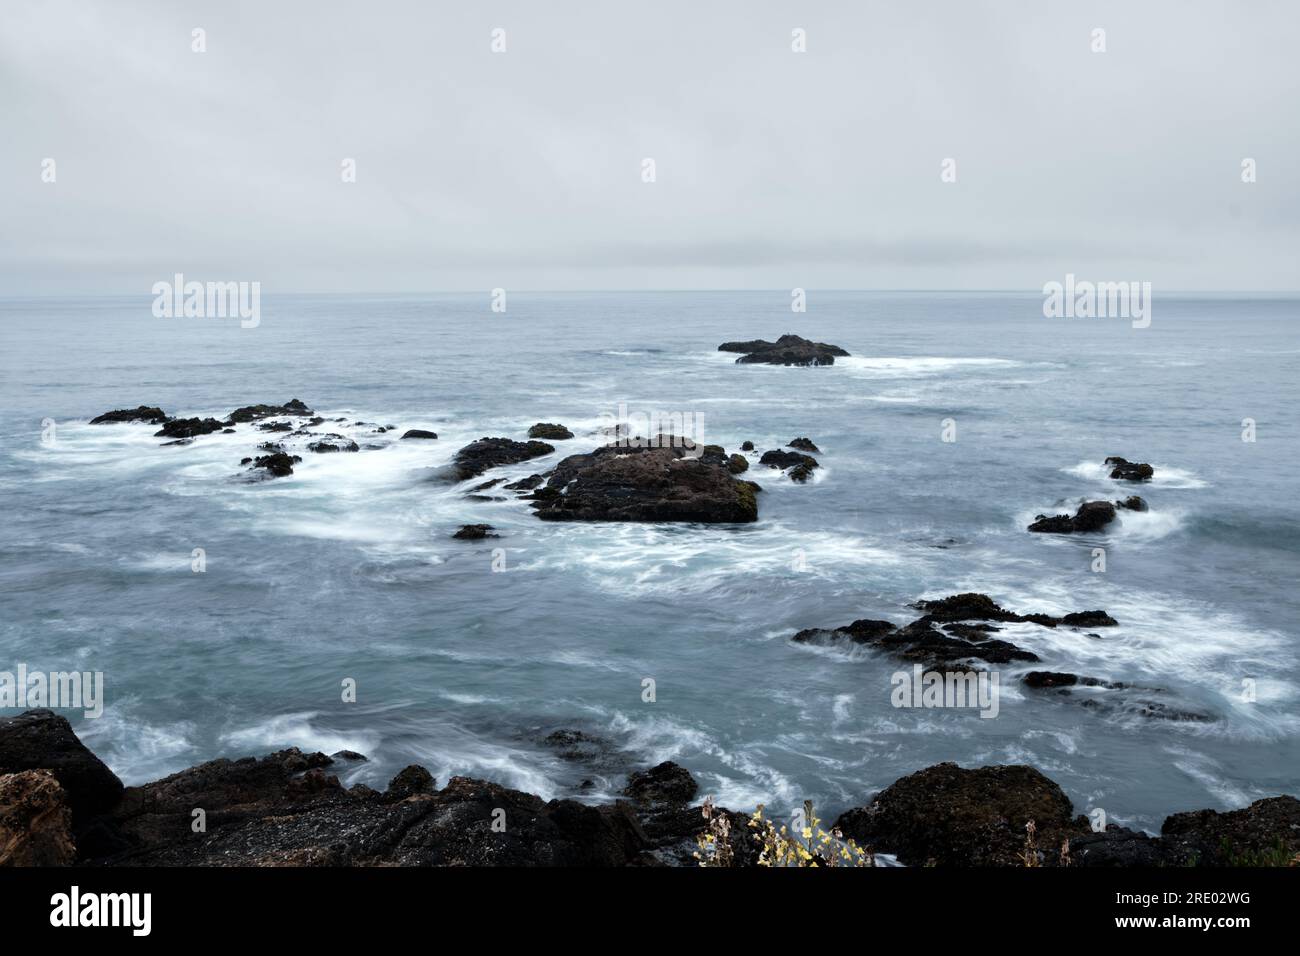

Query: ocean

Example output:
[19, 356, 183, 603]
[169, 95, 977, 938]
[1, 291, 1297, 835]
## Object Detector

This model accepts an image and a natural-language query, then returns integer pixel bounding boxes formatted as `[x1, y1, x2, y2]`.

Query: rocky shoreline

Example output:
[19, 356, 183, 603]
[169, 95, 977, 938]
[2, 709, 1295, 867]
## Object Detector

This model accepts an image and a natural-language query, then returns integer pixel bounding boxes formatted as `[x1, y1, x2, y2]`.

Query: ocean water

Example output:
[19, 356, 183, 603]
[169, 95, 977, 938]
[1, 291, 1298, 835]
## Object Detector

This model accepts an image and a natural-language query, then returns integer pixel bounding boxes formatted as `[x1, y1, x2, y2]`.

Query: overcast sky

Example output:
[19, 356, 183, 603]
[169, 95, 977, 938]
[2, 0, 1297, 293]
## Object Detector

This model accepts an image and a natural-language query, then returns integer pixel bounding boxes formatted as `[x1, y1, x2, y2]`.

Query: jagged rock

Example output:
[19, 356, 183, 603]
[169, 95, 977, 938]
[788, 437, 820, 452]
[0, 770, 76, 866]
[623, 762, 698, 806]
[718, 334, 849, 367]
[452, 524, 498, 540]
[401, 429, 438, 440]
[224, 399, 312, 424]
[1161, 796, 1300, 865]
[0, 711, 123, 824]
[248, 452, 301, 478]
[386, 766, 435, 801]
[256, 421, 293, 432]
[1028, 500, 1117, 534]
[833, 762, 1090, 867]
[504, 474, 546, 491]
[307, 436, 359, 453]
[529, 437, 757, 523]
[90, 406, 168, 425]
[444, 438, 555, 481]
[528, 423, 574, 440]
[1106, 456, 1154, 481]
[154, 417, 224, 440]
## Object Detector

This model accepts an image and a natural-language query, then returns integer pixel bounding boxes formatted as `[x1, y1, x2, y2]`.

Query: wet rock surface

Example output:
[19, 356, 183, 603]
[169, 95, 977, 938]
[89, 406, 168, 425]
[155, 417, 225, 440]
[527, 423, 574, 440]
[452, 524, 498, 540]
[444, 437, 555, 481]
[718, 334, 850, 367]
[1106, 456, 1155, 481]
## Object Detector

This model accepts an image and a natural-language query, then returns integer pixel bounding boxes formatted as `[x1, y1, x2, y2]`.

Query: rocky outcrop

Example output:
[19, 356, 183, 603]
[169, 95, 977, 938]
[1106, 456, 1154, 481]
[718, 334, 849, 367]
[452, 524, 498, 540]
[155, 417, 225, 440]
[833, 762, 1089, 866]
[727, 454, 748, 474]
[224, 399, 313, 424]
[89, 406, 168, 425]
[528, 423, 574, 440]
[443, 438, 555, 482]
[245, 452, 301, 478]
[529, 437, 758, 523]
[0, 770, 77, 866]
[401, 429, 438, 440]
[0, 710, 123, 825]
[307, 436, 359, 453]
[788, 437, 820, 453]
[623, 762, 698, 806]
[1028, 500, 1117, 534]
[758, 448, 819, 482]
[1160, 796, 1300, 866]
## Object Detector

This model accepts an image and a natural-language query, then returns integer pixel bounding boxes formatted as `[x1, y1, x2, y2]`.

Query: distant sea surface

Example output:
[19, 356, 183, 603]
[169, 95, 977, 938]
[2, 291, 1298, 832]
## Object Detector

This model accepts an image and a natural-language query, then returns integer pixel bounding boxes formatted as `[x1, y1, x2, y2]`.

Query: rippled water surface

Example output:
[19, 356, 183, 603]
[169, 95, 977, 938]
[1, 292, 1297, 832]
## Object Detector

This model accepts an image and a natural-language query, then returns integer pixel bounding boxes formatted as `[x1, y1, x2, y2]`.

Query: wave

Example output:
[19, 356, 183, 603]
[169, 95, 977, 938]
[1064, 460, 1208, 489]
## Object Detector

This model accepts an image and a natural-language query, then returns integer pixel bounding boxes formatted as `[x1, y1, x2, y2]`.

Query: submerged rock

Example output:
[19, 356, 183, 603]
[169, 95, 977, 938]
[452, 524, 498, 540]
[529, 437, 758, 523]
[248, 452, 301, 478]
[307, 436, 359, 453]
[1116, 495, 1148, 511]
[89, 406, 168, 425]
[1106, 456, 1154, 481]
[154, 417, 225, 440]
[444, 437, 555, 482]
[718, 334, 849, 367]
[528, 423, 574, 440]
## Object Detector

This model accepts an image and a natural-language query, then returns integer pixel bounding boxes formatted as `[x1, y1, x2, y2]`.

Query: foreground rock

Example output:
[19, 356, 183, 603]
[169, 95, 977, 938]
[1106, 456, 1154, 481]
[0, 711, 123, 825]
[835, 762, 1088, 866]
[443, 437, 555, 482]
[89, 406, 168, 425]
[718, 334, 849, 367]
[530, 437, 758, 523]
[0, 770, 77, 866]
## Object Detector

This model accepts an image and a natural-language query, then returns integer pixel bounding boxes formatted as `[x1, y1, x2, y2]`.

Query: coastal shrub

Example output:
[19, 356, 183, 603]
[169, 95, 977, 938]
[695, 797, 874, 867]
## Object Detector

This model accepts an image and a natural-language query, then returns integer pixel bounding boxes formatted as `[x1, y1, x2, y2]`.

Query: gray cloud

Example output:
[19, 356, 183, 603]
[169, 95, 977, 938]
[1, 0, 1297, 293]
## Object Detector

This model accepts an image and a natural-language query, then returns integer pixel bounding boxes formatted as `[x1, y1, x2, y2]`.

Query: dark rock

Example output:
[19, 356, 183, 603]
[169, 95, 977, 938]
[529, 437, 757, 523]
[386, 765, 435, 801]
[788, 437, 820, 452]
[256, 420, 292, 432]
[759, 449, 818, 471]
[504, 474, 546, 491]
[249, 452, 301, 478]
[789, 462, 815, 483]
[0, 770, 77, 866]
[154, 417, 224, 440]
[400, 429, 438, 440]
[452, 524, 498, 540]
[1060, 610, 1118, 627]
[833, 762, 1089, 867]
[90, 406, 168, 425]
[444, 438, 555, 481]
[307, 436, 359, 453]
[740, 441, 754, 451]
[469, 478, 505, 492]
[528, 423, 574, 440]
[224, 399, 312, 424]
[1161, 796, 1300, 865]
[1116, 495, 1148, 511]
[0, 711, 124, 824]
[160, 438, 192, 446]
[1069, 827, 1174, 867]
[718, 334, 849, 367]
[623, 762, 698, 806]
[912, 592, 1023, 623]
[727, 454, 748, 474]
[1106, 457, 1154, 481]
[330, 751, 368, 763]
[1028, 500, 1118, 534]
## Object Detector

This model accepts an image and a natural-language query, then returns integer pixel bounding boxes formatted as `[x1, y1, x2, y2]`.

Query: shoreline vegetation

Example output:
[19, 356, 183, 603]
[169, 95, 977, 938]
[1, 709, 1296, 867]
